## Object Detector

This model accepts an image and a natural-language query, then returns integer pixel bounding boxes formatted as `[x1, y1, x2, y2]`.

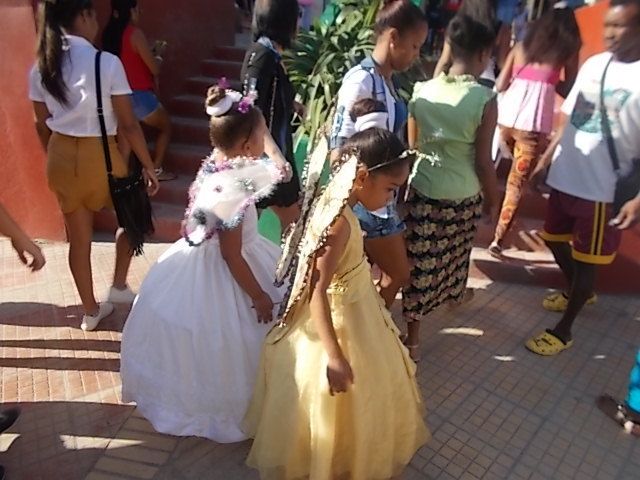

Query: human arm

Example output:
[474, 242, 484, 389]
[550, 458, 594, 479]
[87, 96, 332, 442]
[308, 214, 354, 395]
[495, 23, 512, 70]
[262, 128, 292, 180]
[219, 224, 274, 323]
[495, 45, 517, 93]
[433, 42, 452, 77]
[0, 204, 45, 271]
[32, 102, 52, 150]
[130, 28, 161, 76]
[474, 97, 500, 222]
[111, 95, 159, 195]
[556, 52, 579, 99]
[407, 115, 418, 149]
[530, 112, 569, 181]
[613, 194, 640, 230]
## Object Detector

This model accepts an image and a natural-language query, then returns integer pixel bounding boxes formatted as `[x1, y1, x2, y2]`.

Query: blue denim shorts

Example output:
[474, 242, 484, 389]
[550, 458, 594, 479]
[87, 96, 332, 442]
[352, 203, 406, 239]
[131, 90, 160, 120]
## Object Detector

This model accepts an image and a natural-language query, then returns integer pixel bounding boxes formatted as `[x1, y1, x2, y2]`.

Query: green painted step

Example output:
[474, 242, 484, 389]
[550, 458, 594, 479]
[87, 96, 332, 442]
[257, 135, 331, 244]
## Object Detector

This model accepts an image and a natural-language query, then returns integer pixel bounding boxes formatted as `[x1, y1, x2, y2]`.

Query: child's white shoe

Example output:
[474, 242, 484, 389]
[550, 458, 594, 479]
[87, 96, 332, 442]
[81, 302, 114, 331]
[108, 286, 137, 304]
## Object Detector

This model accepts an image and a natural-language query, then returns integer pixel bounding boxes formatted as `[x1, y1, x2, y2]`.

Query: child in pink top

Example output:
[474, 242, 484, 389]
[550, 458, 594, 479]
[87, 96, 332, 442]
[490, 7, 582, 257]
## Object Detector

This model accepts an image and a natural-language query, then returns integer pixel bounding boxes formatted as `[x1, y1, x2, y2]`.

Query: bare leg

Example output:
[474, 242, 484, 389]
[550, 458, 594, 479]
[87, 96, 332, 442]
[113, 228, 133, 290]
[364, 232, 411, 308]
[64, 208, 98, 315]
[142, 106, 173, 177]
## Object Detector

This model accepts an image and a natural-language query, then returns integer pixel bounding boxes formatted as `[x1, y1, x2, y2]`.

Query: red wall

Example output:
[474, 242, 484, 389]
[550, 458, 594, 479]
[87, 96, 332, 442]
[94, 0, 236, 104]
[0, 0, 64, 240]
[0, 0, 235, 241]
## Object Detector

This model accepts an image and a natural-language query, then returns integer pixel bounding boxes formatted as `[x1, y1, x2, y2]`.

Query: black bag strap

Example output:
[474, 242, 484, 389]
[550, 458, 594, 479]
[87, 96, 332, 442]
[599, 56, 621, 174]
[94, 51, 113, 176]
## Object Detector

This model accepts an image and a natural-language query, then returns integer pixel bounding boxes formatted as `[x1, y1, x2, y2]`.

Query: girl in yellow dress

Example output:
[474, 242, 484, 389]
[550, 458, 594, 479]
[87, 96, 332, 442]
[244, 128, 430, 479]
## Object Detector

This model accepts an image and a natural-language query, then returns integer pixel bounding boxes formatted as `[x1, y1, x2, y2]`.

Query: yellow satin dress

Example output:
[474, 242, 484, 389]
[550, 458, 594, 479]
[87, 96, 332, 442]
[244, 206, 429, 480]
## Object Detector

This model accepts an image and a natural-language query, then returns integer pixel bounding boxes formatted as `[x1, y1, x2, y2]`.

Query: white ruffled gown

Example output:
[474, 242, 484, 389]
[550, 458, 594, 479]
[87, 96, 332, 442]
[120, 205, 283, 443]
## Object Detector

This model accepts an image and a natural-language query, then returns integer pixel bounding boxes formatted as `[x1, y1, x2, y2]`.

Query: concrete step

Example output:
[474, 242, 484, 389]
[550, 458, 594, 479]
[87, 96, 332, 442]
[171, 94, 208, 118]
[469, 246, 564, 291]
[201, 59, 243, 80]
[469, 240, 640, 294]
[93, 201, 183, 244]
[184, 75, 243, 96]
[171, 116, 209, 145]
[474, 215, 546, 252]
[213, 45, 246, 62]
[161, 143, 210, 176]
[153, 174, 192, 207]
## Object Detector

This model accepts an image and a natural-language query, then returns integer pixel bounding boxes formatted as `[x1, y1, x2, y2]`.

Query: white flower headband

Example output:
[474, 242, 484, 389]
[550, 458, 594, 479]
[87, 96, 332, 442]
[354, 112, 389, 132]
[205, 78, 256, 118]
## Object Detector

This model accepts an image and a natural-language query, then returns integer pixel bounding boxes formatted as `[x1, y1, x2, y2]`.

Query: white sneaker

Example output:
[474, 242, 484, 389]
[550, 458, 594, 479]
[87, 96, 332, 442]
[81, 303, 114, 331]
[108, 286, 137, 304]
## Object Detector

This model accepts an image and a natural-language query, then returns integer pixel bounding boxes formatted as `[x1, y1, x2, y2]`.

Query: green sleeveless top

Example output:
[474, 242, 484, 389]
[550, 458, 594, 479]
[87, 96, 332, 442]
[409, 73, 495, 200]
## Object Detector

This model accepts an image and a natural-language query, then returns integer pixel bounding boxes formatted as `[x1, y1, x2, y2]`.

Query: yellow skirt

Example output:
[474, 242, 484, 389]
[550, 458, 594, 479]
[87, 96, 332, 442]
[244, 260, 430, 479]
[47, 133, 128, 214]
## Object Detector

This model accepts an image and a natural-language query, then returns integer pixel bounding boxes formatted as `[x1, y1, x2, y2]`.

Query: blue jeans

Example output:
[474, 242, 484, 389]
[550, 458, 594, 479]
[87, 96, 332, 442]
[352, 203, 405, 239]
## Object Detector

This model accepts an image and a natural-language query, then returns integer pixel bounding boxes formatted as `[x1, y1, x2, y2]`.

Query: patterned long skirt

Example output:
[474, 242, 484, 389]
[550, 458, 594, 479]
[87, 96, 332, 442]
[402, 189, 482, 321]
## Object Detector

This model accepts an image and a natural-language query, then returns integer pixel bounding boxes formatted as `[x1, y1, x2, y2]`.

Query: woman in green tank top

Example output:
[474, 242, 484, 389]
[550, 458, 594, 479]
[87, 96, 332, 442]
[401, 14, 500, 362]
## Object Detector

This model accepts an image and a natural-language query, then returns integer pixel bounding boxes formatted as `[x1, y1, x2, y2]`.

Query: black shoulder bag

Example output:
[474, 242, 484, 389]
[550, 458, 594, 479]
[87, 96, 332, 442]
[95, 51, 154, 255]
[599, 57, 640, 215]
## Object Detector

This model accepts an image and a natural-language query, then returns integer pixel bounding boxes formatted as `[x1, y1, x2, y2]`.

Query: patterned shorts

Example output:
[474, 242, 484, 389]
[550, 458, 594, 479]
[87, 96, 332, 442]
[402, 190, 482, 321]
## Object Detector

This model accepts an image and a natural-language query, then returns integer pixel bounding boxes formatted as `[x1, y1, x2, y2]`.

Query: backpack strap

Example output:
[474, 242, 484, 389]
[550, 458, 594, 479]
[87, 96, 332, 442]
[599, 56, 621, 175]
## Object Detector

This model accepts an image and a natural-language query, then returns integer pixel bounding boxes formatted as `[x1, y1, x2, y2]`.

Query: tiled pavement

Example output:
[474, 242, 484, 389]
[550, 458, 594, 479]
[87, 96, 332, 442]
[1, 238, 640, 480]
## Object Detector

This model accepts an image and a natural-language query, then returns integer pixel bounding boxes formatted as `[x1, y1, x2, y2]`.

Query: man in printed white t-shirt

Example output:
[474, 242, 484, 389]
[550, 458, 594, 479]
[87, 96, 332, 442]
[526, 0, 640, 356]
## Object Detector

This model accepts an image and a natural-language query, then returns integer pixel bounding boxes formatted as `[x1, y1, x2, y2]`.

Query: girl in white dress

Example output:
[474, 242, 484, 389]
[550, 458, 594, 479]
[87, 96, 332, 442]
[120, 84, 288, 442]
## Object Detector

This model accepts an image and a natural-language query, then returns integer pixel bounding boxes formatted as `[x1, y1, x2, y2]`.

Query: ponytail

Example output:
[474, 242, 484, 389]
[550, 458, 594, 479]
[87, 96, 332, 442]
[36, 0, 94, 105]
[102, 0, 137, 56]
[374, 0, 427, 38]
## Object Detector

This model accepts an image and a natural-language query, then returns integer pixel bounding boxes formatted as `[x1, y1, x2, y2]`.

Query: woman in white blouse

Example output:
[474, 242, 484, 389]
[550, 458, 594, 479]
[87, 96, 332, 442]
[29, 0, 159, 331]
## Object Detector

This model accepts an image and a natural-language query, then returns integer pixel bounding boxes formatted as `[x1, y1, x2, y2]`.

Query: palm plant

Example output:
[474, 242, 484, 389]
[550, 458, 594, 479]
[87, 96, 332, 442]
[285, 0, 380, 149]
[285, 0, 429, 151]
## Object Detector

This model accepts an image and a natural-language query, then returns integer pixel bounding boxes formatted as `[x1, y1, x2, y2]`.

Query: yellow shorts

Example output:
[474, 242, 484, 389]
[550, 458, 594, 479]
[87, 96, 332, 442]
[47, 133, 128, 214]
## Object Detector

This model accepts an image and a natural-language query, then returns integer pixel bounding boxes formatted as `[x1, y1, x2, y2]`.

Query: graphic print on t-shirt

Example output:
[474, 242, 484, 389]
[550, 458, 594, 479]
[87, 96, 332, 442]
[571, 88, 632, 134]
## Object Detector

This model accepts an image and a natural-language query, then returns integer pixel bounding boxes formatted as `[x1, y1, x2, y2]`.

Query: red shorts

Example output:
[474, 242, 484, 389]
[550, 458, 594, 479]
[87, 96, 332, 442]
[540, 190, 621, 265]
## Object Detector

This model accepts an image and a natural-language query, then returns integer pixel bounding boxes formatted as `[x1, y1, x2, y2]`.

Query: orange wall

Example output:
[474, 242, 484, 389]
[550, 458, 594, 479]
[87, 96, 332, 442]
[0, 0, 64, 240]
[0, 0, 235, 241]
[575, 0, 608, 63]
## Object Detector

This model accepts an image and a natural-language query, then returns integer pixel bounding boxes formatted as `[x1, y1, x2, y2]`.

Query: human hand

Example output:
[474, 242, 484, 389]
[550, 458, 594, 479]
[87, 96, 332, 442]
[152, 40, 168, 57]
[293, 101, 307, 119]
[611, 197, 640, 230]
[277, 162, 293, 183]
[144, 168, 160, 196]
[530, 152, 551, 192]
[11, 236, 45, 272]
[252, 292, 274, 324]
[327, 355, 354, 396]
